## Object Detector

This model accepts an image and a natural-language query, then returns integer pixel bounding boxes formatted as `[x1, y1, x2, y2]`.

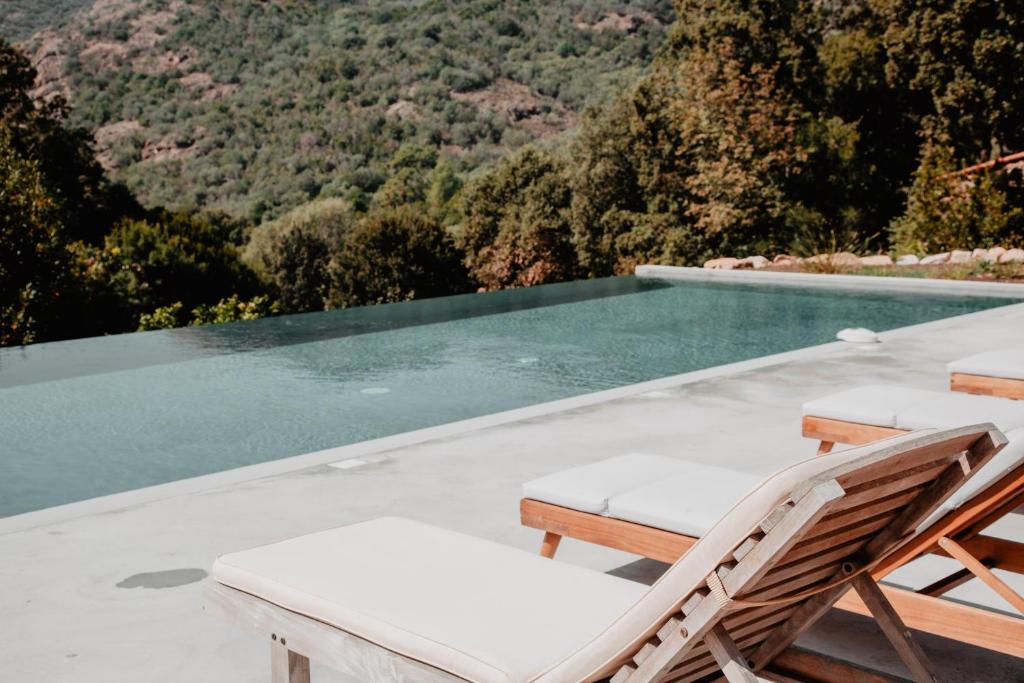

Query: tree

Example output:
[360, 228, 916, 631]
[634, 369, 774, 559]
[0, 40, 140, 244]
[460, 147, 577, 289]
[889, 143, 1021, 253]
[881, 0, 1024, 161]
[104, 212, 261, 319]
[264, 227, 332, 313]
[330, 207, 469, 307]
[0, 135, 69, 345]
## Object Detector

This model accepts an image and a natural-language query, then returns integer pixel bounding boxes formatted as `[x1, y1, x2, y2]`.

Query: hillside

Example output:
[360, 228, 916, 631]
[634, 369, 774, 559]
[15, 0, 672, 221]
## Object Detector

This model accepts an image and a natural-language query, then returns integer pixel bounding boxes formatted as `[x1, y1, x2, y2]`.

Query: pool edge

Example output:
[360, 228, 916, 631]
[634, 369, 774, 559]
[635, 264, 1024, 298]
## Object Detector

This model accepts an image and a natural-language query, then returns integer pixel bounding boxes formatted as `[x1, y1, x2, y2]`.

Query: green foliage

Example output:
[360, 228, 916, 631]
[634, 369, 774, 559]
[880, 0, 1024, 160]
[0, 0, 92, 42]
[0, 135, 69, 345]
[138, 295, 279, 330]
[25, 0, 672, 220]
[264, 227, 333, 313]
[0, 40, 141, 244]
[137, 302, 184, 331]
[460, 147, 577, 289]
[244, 197, 355, 272]
[190, 294, 280, 326]
[104, 212, 261, 318]
[330, 207, 470, 308]
[890, 144, 1022, 253]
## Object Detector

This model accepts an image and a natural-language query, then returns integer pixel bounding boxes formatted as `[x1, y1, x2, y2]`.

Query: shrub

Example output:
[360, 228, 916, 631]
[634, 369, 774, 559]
[329, 207, 470, 307]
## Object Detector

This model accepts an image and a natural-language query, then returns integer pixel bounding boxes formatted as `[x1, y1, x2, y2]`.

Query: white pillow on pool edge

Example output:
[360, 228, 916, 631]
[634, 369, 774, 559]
[837, 327, 880, 343]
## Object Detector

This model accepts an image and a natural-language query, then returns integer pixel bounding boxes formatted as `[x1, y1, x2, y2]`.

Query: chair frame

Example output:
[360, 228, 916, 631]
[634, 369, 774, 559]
[208, 427, 1005, 683]
[521, 420, 1024, 658]
[950, 372, 1024, 400]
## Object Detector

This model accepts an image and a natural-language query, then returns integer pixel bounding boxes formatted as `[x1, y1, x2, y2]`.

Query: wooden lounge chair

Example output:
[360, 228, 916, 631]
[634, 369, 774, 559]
[205, 426, 1003, 683]
[949, 349, 1024, 400]
[522, 394, 1024, 658]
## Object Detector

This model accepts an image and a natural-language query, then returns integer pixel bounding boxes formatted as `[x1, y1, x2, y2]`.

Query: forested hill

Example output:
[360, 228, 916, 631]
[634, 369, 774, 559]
[13, 0, 672, 221]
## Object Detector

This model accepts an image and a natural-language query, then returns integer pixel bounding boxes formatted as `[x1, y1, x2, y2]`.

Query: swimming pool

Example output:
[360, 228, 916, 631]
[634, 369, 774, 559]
[0, 276, 1013, 516]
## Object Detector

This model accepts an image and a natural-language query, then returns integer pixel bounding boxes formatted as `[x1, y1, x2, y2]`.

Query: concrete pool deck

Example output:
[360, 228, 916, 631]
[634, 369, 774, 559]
[2, 300, 1024, 681]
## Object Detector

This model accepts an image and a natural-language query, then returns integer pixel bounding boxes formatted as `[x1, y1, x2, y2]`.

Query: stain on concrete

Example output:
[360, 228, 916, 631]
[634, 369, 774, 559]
[117, 568, 207, 589]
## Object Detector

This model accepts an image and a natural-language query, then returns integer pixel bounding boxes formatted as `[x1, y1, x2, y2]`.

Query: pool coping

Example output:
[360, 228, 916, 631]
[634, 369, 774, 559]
[4, 298, 1023, 536]
[635, 264, 1024, 298]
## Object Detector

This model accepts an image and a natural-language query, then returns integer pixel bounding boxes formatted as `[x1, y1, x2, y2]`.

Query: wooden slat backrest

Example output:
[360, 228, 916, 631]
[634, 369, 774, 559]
[611, 424, 1006, 683]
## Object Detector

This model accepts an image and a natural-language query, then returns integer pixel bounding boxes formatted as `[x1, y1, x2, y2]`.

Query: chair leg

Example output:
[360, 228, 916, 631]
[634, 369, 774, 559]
[851, 574, 937, 683]
[705, 624, 762, 682]
[271, 639, 311, 683]
[540, 531, 562, 558]
[937, 536, 1024, 613]
[816, 441, 835, 456]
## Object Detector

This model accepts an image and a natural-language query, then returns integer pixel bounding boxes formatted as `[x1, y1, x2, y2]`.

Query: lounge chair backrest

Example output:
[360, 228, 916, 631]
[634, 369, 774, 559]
[537, 424, 1006, 683]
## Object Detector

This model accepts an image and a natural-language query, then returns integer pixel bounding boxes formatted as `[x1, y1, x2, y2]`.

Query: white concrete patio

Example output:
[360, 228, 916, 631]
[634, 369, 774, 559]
[2, 298, 1023, 682]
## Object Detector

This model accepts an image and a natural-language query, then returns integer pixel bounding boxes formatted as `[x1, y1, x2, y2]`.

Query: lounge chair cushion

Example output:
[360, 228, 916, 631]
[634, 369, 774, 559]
[801, 385, 936, 426]
[606, 463, 762, 537]
[949, 349, 1024, 380]
[803, 385, 1024, 433]
[897, 392, 1024, 432]
[521, 453, 687, 514]
[213, 517, 647, 683]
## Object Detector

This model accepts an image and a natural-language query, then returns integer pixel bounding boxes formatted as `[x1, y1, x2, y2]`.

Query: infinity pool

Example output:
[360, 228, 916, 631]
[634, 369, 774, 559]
[0, 276, 1012, 516]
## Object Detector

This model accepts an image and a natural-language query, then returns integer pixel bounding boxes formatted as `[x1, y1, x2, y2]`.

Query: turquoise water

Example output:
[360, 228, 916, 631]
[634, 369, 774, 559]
[0, 277, 1012, 516]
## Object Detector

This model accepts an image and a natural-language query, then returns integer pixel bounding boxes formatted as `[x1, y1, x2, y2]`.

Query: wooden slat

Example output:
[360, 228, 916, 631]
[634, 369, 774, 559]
[941, 535, 1024, 574]
[951, 372, 1024, 400]
[626, 481, 845, 682]
[520, 498, 697, 563]
[817, 489, 919, 529]
[801, 415, 906, 446]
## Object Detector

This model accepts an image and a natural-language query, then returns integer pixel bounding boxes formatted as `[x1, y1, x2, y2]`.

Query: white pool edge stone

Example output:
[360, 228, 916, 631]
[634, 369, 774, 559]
[635, 264, 1024, 298]
[3, 298, 1023, 535]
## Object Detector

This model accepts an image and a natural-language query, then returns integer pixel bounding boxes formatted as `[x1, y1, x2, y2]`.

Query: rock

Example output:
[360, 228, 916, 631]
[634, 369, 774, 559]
[972, 248, 989, 260]
[703, 257, 740, 270]
[949, 249, 973, 264]
[859, 255, 893, 266]
[920, 252, 950, 265]
[773, 254, 798, 265]
[806, 252, 860, 267]
[837, 327, 880, 343]
[986, 247, 1007, 263]
[999, 248, 1024, 264]
[896, 254, 920, 265]
[736, 255, 769, 269]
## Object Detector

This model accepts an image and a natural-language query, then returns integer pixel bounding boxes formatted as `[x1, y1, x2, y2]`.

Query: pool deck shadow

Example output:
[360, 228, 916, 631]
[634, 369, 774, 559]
[1, 302, 1023, 681]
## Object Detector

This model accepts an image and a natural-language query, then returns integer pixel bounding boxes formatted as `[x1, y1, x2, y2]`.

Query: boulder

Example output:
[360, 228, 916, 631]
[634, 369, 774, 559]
[972, 248, 989, 260]
[736, 255, 769, 269]
[773, 254, 798, 265]
[896, 254, 920, 266]
[986, 247, 1007, 263]
[949, 249, 973, 264]
[859, 255, 893, 266]
[999, 248, 1024, 264]
[806, 252, 860, 267]
[920, 252, 950, 265]
[704, 257, 740, 270]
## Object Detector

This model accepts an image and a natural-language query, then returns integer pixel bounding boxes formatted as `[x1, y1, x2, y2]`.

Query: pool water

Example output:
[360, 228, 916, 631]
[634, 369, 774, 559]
[0, 277, 1012, 516]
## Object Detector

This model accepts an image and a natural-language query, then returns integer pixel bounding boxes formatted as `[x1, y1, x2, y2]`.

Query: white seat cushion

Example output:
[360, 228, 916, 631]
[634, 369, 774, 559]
[521, 453, 687, 513]
[949, 349, 1024, 380]
[896, 393, 1024, 432]
[213, 517, 647, 683]
[607, 463, 762, 537]
[801, 385, 937, 426]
